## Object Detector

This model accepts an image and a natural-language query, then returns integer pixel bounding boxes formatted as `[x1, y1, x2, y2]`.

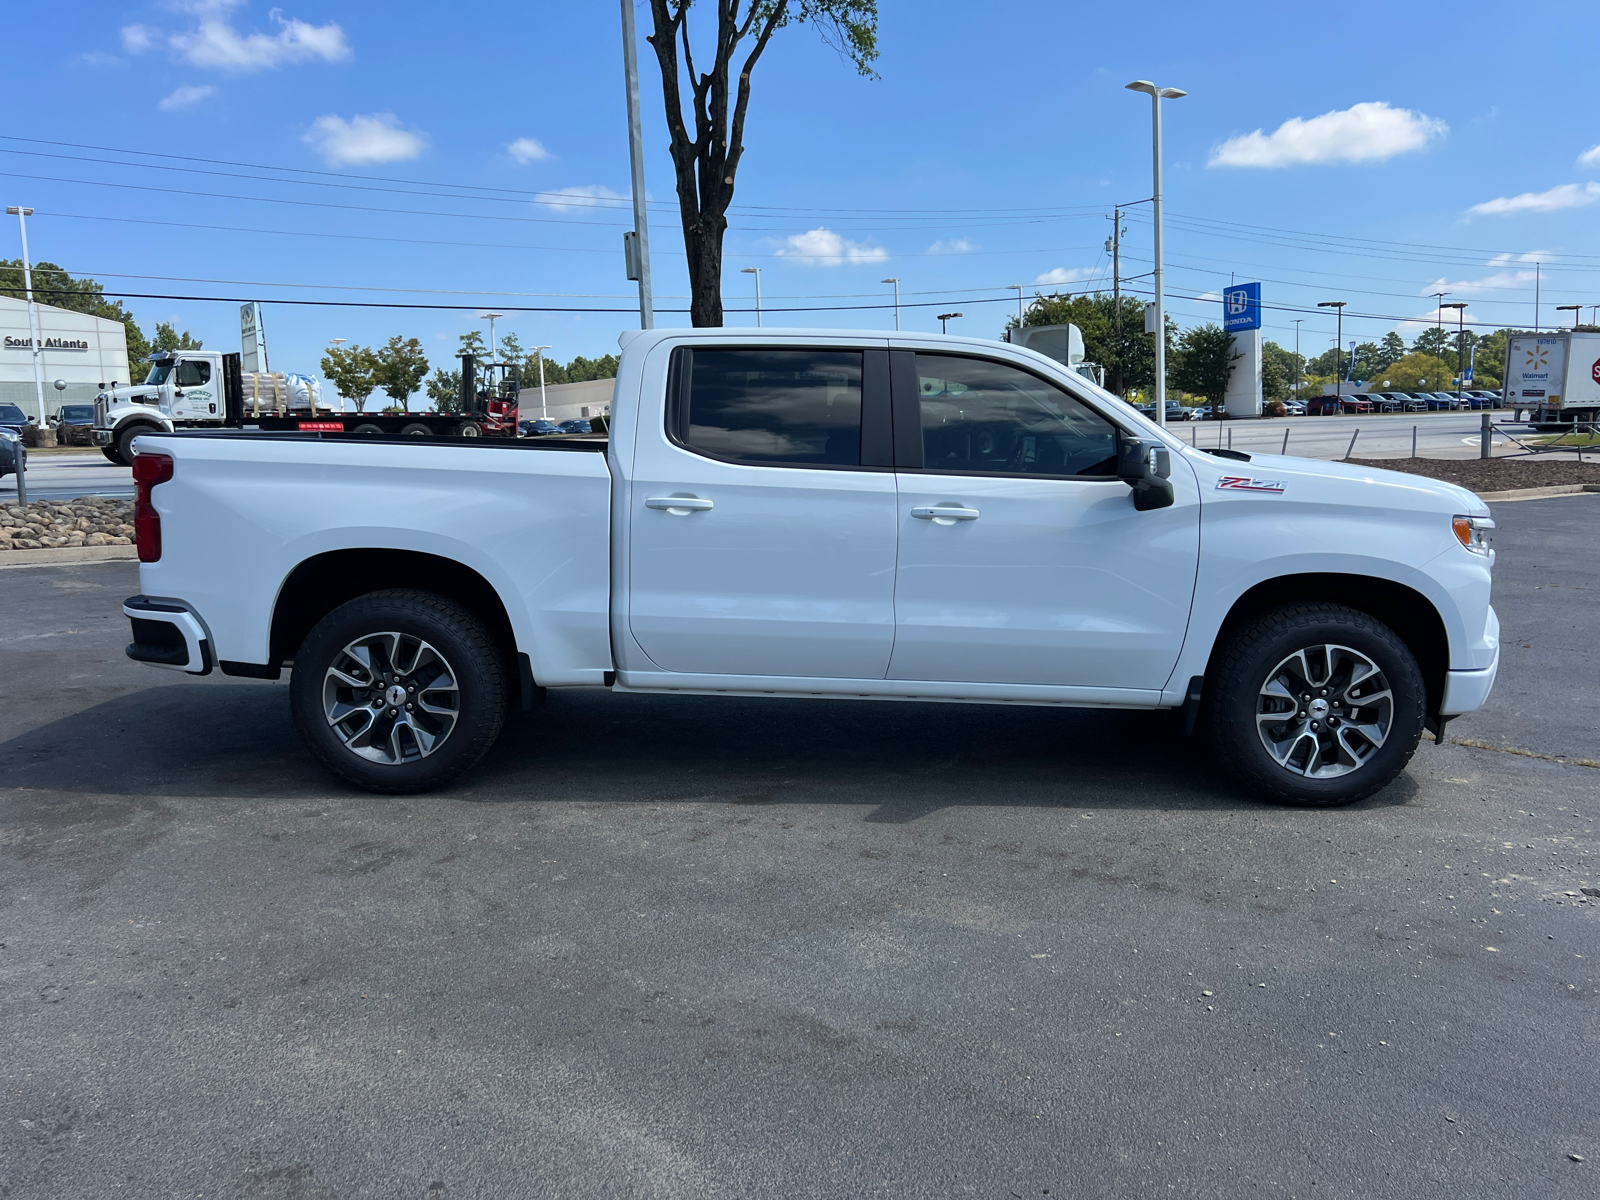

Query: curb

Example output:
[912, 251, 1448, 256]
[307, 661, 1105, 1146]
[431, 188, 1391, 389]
[1479, 483, 1600, 503]
[0, 545, 140, 569]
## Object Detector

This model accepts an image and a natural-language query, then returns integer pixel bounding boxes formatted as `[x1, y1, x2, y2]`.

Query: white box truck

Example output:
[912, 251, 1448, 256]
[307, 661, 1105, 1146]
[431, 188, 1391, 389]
[1503, 331, 1600, 429]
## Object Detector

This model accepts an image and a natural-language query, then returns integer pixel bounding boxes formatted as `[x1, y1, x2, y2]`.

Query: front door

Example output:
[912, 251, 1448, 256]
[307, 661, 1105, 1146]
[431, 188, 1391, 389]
[887, 350, 1200, 692]
[627, 345, 899, 680]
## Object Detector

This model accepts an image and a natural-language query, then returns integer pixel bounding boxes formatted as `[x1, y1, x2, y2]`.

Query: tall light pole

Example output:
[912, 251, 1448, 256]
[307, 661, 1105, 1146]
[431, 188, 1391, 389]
[480, 312, 504, 361]
[1009, 284, 1025, 327]
[619, 0, 654, 329]
[1442, 302, 1467, 400]
[1293, 318, 1303, 397]
[1318, 301, 1346, 397]
[328, 338, 347, 413]
[531, 345, 550, 420]
[881, 278, 901, 330]
[937, 312, 962, 334]
[6, 206, 47, 428]
[1534, 262, 1540, 330]
[1126, 80, 1186, 427]
[740, 267, 763, 327]
[1556, 303, 1581, 329]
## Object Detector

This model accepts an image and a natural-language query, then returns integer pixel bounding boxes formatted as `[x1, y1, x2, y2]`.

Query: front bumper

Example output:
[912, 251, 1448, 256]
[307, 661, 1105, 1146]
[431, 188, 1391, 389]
[124, 595, 213, 675]
[1440, 656, 1499, 717]
[93, 428, 113, 446]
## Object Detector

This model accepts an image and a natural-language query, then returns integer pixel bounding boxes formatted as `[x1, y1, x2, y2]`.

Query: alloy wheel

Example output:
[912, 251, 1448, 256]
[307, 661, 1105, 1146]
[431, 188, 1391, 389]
[322, 632, 460, 764]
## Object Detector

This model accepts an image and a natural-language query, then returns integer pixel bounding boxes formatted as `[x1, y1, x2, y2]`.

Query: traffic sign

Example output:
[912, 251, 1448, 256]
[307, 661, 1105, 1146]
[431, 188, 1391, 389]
[1223, 283, 1261, 332]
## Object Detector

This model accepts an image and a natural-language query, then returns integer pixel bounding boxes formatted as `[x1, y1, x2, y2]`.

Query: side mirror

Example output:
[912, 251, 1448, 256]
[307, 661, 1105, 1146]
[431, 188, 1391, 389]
[1117, 435, 1175, 511]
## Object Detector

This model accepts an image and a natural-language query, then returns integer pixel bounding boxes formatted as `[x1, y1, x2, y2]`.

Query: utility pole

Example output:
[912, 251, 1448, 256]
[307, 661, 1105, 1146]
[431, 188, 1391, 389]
[531, 345, 550, 420]
[1318, 301, 1346, 397]
[1293, 318, 1303, 398]
[1009, 284, 1025, 327]
[1109, 207, 1123, 395]
[6, 207, 47, 429]
[740, 267, 763, 327]
[881, 278, 901, 331]
[1442, 302, 1467, 401]
[1534, 262, 1540, 330]
[620, 0, 654, 329]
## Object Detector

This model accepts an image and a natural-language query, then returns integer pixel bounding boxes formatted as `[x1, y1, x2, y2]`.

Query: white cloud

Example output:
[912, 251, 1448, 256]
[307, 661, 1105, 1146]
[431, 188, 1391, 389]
[775, 228, 888, 266]
[1578, 144, 1600, 169]
[1196, 290, 1223, 303]
[507, 137, 551, 165]
[158, 84, 217, 110]
[1422, 251, 1553, 295]
[926, 238, 975, 255]
[121, 24, 158, 52]
[128, 4, 349, 74]
[1209, 101, 1446, 168]
[303, 113, 426, 166]
[537, 184, 627, 211]
[1468, 181, 1600, 215]
[1034, 266, 1094, 286]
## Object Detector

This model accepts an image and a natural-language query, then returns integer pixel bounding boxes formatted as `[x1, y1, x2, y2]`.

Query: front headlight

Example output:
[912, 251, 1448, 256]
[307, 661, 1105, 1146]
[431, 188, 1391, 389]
[0, 427, 18, 443]
[1453, 514, 1494, 556]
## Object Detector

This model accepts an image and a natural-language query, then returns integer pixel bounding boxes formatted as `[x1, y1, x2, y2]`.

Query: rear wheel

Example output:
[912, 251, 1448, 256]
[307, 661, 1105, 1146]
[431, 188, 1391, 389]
[456, 421, 482, 437]
[352, 423, 384, 435]
[289, 589, 507, 794]
[1205, 603, 1425, 807]
[399, 422, 432, 436]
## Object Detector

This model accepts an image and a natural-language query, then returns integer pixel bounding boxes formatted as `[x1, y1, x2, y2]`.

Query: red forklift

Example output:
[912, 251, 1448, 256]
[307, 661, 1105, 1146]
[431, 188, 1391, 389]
[457, 353, 520, 437]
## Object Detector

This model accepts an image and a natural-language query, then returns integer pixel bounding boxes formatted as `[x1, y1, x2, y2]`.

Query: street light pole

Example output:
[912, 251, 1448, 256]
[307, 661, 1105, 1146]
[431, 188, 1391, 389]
[1556, 304, 1581, 329]
[740, 267, 763, 327]
[881, 278, 901, 330]
[1442, 302, 1468, 401]
[1318, 301, 1346, 399]
[937, 312, 962, 334]
[619, 0, 654, 329]
[480, 312, 504, 361]
[1293, 318, 1303, 398]
[6, 206, 47, 429]
[531, 345, 550, 420]
[1009, 284, 1025, 327]
[1126, 80, 1186, 428]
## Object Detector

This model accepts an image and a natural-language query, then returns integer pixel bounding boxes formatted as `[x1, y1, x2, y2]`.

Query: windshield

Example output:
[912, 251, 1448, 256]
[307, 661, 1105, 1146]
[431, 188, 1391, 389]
[0, 404, 27, 424]
[143, 361, 175, 386]
[61, 405, 94, 420]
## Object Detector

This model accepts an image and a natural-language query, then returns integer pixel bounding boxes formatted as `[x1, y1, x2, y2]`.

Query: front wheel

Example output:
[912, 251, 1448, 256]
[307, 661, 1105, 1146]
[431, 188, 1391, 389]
[456, 421, 482, 437]
[1205, 603, 1426, 807]
[102, 445, 128, 466]
[289, 589, 507, 794]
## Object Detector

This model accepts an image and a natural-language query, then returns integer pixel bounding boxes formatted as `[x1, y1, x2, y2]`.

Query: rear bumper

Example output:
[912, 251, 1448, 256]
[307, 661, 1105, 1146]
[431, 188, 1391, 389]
[124, 595, 213, 675]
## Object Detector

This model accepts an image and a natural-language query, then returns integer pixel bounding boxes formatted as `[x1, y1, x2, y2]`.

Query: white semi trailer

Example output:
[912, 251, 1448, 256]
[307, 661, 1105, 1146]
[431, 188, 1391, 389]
[1503, 331, 1600, 429]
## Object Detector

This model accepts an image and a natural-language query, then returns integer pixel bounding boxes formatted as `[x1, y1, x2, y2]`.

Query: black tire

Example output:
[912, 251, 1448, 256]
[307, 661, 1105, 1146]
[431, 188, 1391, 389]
[116, 423, 154, 465]
[1205, 603, 1426, 807]
[399, 422, 432, 436]
[289, 589, 507, 794]
[102, 445, 128, 466]
[456, 421, 482, 437]
[352, 423, 384, 435]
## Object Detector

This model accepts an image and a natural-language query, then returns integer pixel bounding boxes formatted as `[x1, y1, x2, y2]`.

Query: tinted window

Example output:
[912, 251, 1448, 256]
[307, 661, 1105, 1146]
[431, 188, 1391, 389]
[176, 359, 211, 387]
[913, 354, 1117, 477]
[680, 349, 862, 467]
[0, 404, 26, 423]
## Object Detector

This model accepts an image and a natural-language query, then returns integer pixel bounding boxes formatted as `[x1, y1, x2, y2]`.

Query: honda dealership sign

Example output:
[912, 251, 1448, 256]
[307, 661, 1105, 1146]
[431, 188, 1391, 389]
[1223, 283, 1261, 332]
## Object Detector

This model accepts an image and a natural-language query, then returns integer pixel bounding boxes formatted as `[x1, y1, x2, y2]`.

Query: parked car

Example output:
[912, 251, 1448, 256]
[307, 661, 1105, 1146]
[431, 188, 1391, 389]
[115, 325, 1499, 807]
[1340, 395, 1376, 414]
[0, 424, 23, 481]
[1379, 393, 1426, 412]
[556, 418, 593, 434]
[51, 403, 96, 428]
[519, 418, 559, 437]
[1305, 396, 1343, 415]
[1282, 401, 1307, 416]
[0, 402, 30, 434]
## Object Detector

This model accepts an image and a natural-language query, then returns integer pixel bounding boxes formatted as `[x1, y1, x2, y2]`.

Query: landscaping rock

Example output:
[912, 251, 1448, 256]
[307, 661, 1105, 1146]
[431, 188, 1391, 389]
[0, 497, 137, 552]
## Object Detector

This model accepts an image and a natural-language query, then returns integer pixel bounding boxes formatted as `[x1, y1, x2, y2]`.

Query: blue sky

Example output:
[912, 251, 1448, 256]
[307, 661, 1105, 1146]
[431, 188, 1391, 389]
[5, 0, 1600, 380]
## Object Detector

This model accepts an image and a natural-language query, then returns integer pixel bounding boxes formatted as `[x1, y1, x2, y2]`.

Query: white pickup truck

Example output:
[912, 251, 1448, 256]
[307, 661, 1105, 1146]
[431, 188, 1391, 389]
[118, 327, 1499, 806]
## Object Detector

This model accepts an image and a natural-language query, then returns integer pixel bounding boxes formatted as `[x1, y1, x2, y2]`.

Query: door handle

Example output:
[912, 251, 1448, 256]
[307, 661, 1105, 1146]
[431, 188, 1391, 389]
[645, 495, 714, 514]
[911, 504, 980, 522]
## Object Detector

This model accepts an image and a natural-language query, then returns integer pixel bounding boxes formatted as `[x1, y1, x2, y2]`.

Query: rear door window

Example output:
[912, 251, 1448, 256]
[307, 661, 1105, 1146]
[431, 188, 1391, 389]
[673, 349, 863, 468]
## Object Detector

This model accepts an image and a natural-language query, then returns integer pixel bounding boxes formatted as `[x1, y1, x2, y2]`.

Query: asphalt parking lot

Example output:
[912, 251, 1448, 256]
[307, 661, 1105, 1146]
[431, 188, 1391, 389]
[2, 497, 1596, 1199]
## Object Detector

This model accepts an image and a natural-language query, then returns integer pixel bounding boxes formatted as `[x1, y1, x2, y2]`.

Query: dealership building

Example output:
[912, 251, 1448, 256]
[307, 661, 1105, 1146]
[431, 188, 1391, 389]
[0, 295, 131, 421]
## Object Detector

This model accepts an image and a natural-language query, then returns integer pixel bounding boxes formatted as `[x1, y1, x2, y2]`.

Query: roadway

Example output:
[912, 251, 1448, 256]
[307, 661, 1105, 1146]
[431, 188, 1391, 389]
[1, 495, 1595, 1198]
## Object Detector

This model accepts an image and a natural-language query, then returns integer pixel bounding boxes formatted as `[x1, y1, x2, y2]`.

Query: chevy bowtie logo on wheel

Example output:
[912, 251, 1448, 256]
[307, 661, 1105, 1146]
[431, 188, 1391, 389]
[1217, 476, 1287, 493]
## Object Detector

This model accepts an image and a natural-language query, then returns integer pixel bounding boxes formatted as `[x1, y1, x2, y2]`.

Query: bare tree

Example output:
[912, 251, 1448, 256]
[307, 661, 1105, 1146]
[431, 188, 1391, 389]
[645, 1, 879, 326]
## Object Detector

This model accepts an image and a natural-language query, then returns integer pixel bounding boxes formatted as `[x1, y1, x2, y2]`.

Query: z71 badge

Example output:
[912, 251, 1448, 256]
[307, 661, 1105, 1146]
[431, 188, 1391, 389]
[1216, 476, 1286, 493]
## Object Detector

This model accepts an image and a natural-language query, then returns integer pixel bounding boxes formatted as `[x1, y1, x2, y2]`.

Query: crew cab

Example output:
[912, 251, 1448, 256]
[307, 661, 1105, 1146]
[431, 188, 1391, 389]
[119, 328, 1499, 806]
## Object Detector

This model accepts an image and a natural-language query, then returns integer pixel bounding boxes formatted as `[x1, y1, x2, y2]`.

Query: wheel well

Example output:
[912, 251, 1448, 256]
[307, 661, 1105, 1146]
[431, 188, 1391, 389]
[1211, 574, 1450, 716]
[270, 549, 525, 700]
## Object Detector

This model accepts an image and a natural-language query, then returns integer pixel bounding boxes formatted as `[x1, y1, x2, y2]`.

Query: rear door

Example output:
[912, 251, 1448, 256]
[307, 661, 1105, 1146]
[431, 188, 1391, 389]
[626, 345, 899, 679]
[887, 349, 1200, 692]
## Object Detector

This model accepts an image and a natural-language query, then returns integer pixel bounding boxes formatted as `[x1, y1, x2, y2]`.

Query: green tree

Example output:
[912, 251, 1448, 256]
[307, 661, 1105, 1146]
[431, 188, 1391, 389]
[1011, 291, 1173, 397]
[320, 344, 380, 413]
[425, 368, 462, 414]
[1375, 331, 1407, 370]
[1261, 340, 1299, 402]
[1169, 323, 1240, 414]
[372, 336, 430, 410]
[1348, 342, 1383, 383]
[1412, 326, 1452, 358]
[151, 322, 202, 353]
[1, 258, 152, 366]
[1371, 352, 1455, 391]
[646, 0, 880, 326]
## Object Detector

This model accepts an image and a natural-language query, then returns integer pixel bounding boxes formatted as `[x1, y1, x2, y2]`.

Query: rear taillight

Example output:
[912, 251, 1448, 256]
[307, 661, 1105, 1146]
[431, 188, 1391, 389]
[132, 451, 174, 563]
